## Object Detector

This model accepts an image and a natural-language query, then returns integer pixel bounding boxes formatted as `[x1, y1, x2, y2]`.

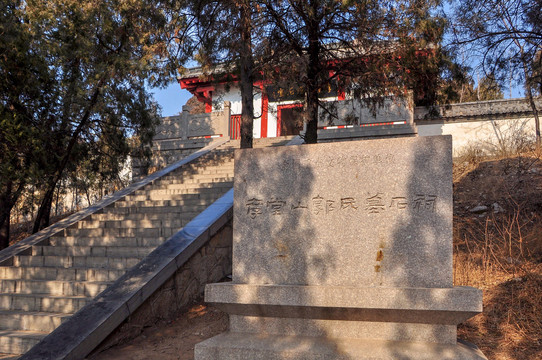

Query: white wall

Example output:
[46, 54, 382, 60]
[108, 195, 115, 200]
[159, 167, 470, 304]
[417, 117, 537, 156]
[210, 83, 414, 138]
[213, 83, 262, 138]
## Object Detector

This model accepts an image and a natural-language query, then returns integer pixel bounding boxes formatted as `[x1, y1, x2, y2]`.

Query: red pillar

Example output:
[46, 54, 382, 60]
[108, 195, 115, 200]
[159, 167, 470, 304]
[260, 85, 268, 138]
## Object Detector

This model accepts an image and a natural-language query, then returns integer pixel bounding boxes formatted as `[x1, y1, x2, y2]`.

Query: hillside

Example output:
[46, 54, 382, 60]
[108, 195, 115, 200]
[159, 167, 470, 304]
[454, 154, 542, 359]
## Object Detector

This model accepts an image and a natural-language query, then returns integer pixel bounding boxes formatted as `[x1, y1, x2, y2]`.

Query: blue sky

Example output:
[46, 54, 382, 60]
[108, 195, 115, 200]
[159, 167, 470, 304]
[150, 82, 192, 117]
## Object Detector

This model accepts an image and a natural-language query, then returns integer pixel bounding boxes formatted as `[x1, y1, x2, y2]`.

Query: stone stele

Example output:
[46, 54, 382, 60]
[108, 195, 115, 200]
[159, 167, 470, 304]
[195, 135, 487, 360]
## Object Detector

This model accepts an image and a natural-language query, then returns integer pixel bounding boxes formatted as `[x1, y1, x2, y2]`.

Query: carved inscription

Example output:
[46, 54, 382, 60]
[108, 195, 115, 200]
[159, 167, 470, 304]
[279, 153, 396, 169]
[246, 198, 264, 219]
[245, 192, 437, 219]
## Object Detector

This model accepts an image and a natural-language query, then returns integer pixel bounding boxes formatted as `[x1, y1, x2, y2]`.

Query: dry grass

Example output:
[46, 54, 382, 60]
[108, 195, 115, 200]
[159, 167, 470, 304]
[453, 151, 542, 359]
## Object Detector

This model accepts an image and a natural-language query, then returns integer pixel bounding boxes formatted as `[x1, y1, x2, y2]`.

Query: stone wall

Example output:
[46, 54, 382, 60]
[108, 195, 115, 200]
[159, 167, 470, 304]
[155, 102, 231, 141]
[415, 98, 541, 155]
[415, 98, 542, 120]
[318, 97, 414, 127]
[132, 102, 231, 178]
[89, 220, 233, 355]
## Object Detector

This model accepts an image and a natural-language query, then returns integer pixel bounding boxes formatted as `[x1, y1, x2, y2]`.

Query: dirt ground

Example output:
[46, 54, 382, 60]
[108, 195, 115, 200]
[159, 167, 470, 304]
[453, 154, 542, 359]
[88, 302, 228, 360]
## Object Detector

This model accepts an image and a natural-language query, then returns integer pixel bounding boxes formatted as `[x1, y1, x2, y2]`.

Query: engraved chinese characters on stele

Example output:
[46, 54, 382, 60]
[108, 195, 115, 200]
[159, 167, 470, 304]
[233, 136, 453, 289]
[244, 193, 437, 218]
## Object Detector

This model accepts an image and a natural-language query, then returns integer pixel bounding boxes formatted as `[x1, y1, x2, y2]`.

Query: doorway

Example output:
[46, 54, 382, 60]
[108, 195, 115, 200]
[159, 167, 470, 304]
[277, 104, 304, 136]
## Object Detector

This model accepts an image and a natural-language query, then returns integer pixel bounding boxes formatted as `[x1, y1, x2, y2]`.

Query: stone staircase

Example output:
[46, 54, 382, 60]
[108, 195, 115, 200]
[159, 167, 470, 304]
[0, 149, 235, 358]
[0, 136, 296, 359]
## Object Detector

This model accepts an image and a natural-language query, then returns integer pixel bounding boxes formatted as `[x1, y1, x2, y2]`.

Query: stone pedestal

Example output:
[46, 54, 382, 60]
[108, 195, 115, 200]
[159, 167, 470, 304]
[195, 136, 487, 359]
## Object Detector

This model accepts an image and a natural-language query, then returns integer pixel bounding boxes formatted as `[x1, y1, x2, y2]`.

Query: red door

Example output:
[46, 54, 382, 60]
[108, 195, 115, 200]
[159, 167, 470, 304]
[277, 103, 304, 136]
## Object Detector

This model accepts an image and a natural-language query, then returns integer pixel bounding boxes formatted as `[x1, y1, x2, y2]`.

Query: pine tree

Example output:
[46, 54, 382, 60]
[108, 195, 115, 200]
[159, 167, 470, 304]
[451, 0, 542, 148]
[257, 0, 448, 143]
[0, 0, 193, 247]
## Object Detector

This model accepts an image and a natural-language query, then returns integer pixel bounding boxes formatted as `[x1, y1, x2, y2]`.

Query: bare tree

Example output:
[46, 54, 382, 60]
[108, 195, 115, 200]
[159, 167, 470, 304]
[451, 0, 542, 149]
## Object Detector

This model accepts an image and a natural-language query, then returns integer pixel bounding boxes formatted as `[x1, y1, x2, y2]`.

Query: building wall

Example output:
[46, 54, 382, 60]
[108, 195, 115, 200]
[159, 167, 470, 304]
[414, 98, 542, 156]
[176, 81, 542, 156]
[416, 116, 537, 156]
[213, 84, 262, 138]
[212, 83, 351, 138]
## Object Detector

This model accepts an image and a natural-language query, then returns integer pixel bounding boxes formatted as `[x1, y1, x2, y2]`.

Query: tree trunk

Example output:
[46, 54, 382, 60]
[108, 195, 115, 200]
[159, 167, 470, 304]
[32, 77, 105, 233]
[525, 86, 541, 151]
[0, 207, 11, 250]
[32, 183, 55, 233]
[304, 6, 321, 144]
[0, 180, 20, 250]
[239, 1, 254, 149]
[55, 180, 62, 217]
[510, 35, 541, 151]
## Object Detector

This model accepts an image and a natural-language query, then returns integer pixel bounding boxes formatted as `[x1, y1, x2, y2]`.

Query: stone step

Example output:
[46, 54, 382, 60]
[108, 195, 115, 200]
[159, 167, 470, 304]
[138, 170, 234, 185]
[136, 184, 231, 195]
[168, 166, 235, 177]
[0, 311, 70, 332]
[0, 330, 46, 355]
[48, 236, 166, 248]
[166, 161, 234, 170]
[0, 267, 124, 282]
[191, 168, 234, 175]
[159, 168, 234, 180]
[0, 293, 90, 314]
[68, 217, 189, 230]
[0, 148, 239, 357]
[170, 155, 233, 166]
[0, 279, 111, 297]
[134, 184, 233, 196]
[32, 245, 154, 258]
[107, 197, 216, 209]
[136, 180, 234, 194]
[155, 176, 234, 187]
[169, 164, 234, 173]
[124, 189, 228, 202]
[13, 255, 141, 270]
[89, 206, 207, 220]
[62, 226, 180, 238]
[150, 175, 234, 186]
[193, 161, 235, 169]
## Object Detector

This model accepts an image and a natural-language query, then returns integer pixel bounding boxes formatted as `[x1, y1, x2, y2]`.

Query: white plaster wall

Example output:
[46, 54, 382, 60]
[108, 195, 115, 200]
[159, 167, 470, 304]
[267, 102, 279, 138]
[417, 117, 536, 156]
[253, 92, 262, 138]
[213, 83, 263, 138]
[213, 85, 241, 114]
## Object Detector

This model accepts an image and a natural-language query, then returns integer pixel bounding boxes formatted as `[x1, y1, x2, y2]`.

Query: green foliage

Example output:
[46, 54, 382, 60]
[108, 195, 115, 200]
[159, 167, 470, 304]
[184, 0, 459, 142]
[451, 0, 542, 96]
[476, 75, 504, 101]
[0, 0, 193, 240]
[441, 73, 504, 104]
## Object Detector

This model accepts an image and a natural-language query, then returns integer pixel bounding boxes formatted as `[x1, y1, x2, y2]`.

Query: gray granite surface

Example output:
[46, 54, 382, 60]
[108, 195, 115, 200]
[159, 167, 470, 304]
[195, 333, 488, 360]
[196, 135, 487, 360]
[233, 136, 453, 288]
